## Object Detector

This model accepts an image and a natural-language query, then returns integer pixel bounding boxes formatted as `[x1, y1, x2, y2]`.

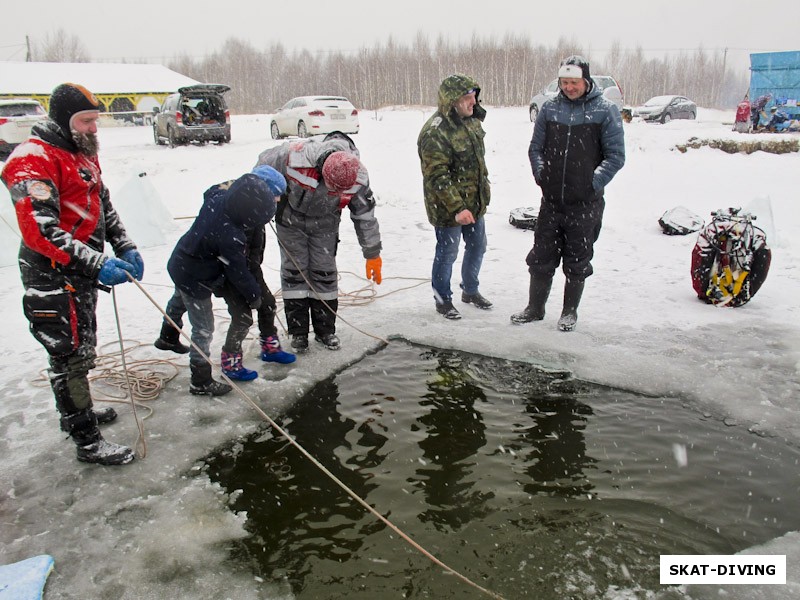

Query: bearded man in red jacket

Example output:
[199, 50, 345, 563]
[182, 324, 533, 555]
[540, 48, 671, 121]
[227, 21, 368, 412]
[1, 83, 143, 466]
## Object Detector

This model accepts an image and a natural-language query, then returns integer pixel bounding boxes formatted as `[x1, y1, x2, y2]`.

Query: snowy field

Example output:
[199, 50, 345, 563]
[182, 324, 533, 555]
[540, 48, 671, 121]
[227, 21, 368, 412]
[1, 106, 799, 599]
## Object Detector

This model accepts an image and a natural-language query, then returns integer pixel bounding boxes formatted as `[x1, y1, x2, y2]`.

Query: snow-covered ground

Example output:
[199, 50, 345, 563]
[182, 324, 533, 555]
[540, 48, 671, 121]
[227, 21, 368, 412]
[1, 106, 798, 599]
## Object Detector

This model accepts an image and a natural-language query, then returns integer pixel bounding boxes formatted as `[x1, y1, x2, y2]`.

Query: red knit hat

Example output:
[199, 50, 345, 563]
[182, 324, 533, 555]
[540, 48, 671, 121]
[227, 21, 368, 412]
[321, 152, 360, 192]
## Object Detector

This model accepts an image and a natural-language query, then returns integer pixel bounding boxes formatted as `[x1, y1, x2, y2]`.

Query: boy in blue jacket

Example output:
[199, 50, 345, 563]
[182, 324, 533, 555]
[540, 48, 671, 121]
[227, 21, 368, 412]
[155, 168, 278, 396]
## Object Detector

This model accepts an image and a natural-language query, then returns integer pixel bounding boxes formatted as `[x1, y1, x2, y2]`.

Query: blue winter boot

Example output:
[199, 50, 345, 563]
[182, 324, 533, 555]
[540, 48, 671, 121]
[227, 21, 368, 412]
[260, 335, 296, 364]
[221, 351, 258, 381]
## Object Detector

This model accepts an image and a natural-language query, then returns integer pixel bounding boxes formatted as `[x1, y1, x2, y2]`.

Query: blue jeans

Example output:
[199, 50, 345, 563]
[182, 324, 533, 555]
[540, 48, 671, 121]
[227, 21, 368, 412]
[431, 217, 487, 303]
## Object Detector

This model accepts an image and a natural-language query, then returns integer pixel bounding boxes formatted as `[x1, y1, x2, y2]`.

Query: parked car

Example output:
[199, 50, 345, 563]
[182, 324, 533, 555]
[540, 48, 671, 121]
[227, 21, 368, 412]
[270, 96, 359, 139]
[0, 99, 47, 159]
[153, 84, 231, 147]
[528, 75, 624, 121]
[632, 95, 697, 123]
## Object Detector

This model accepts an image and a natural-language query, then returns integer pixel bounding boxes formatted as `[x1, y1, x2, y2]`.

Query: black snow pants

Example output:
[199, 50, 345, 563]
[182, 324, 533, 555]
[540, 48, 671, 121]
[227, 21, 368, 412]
[20, 265, 99, 416]
[525, 197, 605, 282]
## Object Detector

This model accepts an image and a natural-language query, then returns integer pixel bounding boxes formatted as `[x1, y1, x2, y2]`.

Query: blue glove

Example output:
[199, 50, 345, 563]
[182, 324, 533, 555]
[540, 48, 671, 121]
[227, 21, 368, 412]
[98, 257, 136, 286]
[119, 249, 144, 281]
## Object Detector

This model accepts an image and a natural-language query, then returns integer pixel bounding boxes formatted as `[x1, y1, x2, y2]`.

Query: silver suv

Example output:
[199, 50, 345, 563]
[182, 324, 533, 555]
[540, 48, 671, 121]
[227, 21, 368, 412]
[153, 84, 231, 147]
[528, 76, 624, 121]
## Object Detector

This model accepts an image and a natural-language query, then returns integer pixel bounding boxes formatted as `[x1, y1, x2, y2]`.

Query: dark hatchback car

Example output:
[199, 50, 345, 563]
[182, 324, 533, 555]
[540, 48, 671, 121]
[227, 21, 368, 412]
[632, 95, 697, 123]
[153, 84, 231, 147]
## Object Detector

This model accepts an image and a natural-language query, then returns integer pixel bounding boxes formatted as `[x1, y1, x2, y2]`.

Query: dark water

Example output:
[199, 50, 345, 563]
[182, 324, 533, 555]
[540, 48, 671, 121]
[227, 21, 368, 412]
[204, 341, 800, 599]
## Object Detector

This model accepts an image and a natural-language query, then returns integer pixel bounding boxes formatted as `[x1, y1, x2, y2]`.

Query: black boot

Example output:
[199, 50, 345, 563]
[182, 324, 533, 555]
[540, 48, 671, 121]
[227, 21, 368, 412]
[315, 333, 341, 350]
[189, 362, 232, 396]
[93, 406, 118, 425]
[61, 409, 134, 466]
[558, 278, 585, 332]
[510, 275, 553, 324]
[154, 321, 189, 354]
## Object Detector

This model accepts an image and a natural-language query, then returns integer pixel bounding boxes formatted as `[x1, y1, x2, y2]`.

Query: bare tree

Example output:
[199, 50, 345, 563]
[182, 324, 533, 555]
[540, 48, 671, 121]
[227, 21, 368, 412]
[165, 31, 746, 113]
[33, 29, 90, 62]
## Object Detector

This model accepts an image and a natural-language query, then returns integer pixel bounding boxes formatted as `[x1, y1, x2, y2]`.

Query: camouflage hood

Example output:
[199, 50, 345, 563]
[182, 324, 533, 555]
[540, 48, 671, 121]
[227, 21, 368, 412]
[437, 74, 486, 121]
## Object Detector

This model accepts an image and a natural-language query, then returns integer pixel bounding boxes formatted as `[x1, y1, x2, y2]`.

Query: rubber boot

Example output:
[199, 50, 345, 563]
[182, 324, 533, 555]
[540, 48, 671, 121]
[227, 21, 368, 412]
[190, 362, 232, 396]
[93, 406, 118, 425]
[260, 335, 296, 364]
[154, 321, 189, 354]
[557, 278, 585, 332]
[221, 350, 258, 381]
[61, 409, 134, 466]
[510, 275, 553, 324]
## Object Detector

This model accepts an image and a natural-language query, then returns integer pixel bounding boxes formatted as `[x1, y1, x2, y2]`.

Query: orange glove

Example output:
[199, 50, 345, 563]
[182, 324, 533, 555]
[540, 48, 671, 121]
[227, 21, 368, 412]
[366, 256, 382, 285]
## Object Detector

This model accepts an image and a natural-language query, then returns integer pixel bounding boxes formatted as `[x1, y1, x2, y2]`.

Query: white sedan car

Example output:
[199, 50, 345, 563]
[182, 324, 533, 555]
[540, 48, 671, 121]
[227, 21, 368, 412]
[270, 96, 359, 139]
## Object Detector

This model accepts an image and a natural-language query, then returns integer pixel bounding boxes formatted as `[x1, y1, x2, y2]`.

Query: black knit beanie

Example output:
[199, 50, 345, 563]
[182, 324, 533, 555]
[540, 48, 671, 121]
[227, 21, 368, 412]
[49, 83, 100, 132]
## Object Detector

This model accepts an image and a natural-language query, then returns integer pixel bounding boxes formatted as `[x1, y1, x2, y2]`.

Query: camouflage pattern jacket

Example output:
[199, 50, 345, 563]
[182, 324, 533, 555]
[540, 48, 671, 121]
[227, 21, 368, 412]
[418, 74, 490, 227]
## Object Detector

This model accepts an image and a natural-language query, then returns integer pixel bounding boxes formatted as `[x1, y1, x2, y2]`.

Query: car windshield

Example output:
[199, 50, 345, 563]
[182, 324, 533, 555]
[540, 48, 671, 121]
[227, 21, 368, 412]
[592, 77, 616, 91]
[0, 103, 45, 117]
[644, 96, 674, 107]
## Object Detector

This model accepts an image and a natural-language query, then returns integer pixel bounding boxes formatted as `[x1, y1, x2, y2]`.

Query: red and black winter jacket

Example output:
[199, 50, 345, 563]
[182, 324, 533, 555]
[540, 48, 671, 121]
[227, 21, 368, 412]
[1, 121, 135, 283]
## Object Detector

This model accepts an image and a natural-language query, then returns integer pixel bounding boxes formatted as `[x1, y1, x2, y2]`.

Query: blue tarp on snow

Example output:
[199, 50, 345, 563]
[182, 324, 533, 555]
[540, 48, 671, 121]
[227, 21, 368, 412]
[0, 555, 54, 599]
[750, 51, 800, 117]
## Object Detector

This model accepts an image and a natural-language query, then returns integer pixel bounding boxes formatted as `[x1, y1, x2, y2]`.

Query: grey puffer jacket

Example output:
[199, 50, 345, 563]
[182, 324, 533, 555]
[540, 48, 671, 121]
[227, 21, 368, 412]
[529, 83, 625, 205]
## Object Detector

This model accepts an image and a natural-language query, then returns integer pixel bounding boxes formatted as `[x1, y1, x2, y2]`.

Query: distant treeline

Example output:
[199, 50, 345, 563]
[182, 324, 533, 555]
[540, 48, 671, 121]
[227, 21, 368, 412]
[167, 34, 746, 114]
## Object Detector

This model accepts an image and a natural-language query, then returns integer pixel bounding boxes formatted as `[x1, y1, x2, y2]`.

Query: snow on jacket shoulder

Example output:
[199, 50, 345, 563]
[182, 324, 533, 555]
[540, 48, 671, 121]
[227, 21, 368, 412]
[0, 120, 135, 280]
[529, 84, 625, 205]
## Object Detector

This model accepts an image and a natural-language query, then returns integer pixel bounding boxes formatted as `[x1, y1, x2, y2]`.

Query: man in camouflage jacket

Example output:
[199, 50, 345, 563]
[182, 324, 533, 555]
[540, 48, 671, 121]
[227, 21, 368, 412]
[418, 74, 492, 320]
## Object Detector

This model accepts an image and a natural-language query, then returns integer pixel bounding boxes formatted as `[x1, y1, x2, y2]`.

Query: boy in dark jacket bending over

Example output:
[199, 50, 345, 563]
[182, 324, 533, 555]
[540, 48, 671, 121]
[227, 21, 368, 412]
[154, 168, 279, 395]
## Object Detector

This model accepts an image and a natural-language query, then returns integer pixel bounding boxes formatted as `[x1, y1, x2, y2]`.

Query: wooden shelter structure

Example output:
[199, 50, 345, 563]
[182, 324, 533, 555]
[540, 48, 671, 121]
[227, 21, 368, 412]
[0, 61, 200, 115]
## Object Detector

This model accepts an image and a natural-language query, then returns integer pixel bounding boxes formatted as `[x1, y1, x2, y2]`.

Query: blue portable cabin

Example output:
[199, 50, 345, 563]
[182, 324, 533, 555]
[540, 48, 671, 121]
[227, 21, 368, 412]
[750, 51, 800, 118]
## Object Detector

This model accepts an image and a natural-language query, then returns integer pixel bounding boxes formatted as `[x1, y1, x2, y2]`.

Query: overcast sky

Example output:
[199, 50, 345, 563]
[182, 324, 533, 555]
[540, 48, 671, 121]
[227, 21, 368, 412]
[2, 0, 798, 74]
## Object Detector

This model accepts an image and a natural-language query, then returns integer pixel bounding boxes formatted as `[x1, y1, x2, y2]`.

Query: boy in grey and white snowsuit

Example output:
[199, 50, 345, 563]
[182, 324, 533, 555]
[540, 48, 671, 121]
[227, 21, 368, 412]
[254, 133, 382, 352]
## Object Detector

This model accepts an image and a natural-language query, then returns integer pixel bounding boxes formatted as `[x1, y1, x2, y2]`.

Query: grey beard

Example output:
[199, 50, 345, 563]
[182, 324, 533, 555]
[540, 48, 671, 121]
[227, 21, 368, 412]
[72, 131, 99, 156]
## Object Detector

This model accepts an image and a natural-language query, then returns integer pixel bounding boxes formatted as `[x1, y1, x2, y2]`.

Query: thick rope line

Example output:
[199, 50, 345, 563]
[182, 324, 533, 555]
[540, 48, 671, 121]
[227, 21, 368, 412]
[126, 275, 505, 600]
[111, 287, 149, 458]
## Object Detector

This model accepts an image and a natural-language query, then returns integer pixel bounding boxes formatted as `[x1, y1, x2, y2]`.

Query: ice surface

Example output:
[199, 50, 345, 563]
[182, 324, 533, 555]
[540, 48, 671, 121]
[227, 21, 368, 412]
[1, 106, 798, 599]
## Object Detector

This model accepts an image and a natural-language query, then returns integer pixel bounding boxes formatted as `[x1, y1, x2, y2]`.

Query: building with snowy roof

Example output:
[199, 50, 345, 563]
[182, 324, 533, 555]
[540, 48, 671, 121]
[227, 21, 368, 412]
[0, 61, 199, 114]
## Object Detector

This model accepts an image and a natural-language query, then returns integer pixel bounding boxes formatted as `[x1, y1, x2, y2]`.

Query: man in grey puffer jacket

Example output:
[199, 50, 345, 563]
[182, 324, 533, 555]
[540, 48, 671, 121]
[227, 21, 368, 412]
[512, 55, 625, 332]
[255, 132, 382, 352]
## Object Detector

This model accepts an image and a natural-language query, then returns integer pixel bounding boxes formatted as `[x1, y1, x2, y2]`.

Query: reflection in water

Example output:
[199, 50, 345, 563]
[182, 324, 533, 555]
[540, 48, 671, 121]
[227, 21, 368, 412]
[204, 341, 800, 599]
[415, 350, 492, 531]
[517, 394, 597, 498]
